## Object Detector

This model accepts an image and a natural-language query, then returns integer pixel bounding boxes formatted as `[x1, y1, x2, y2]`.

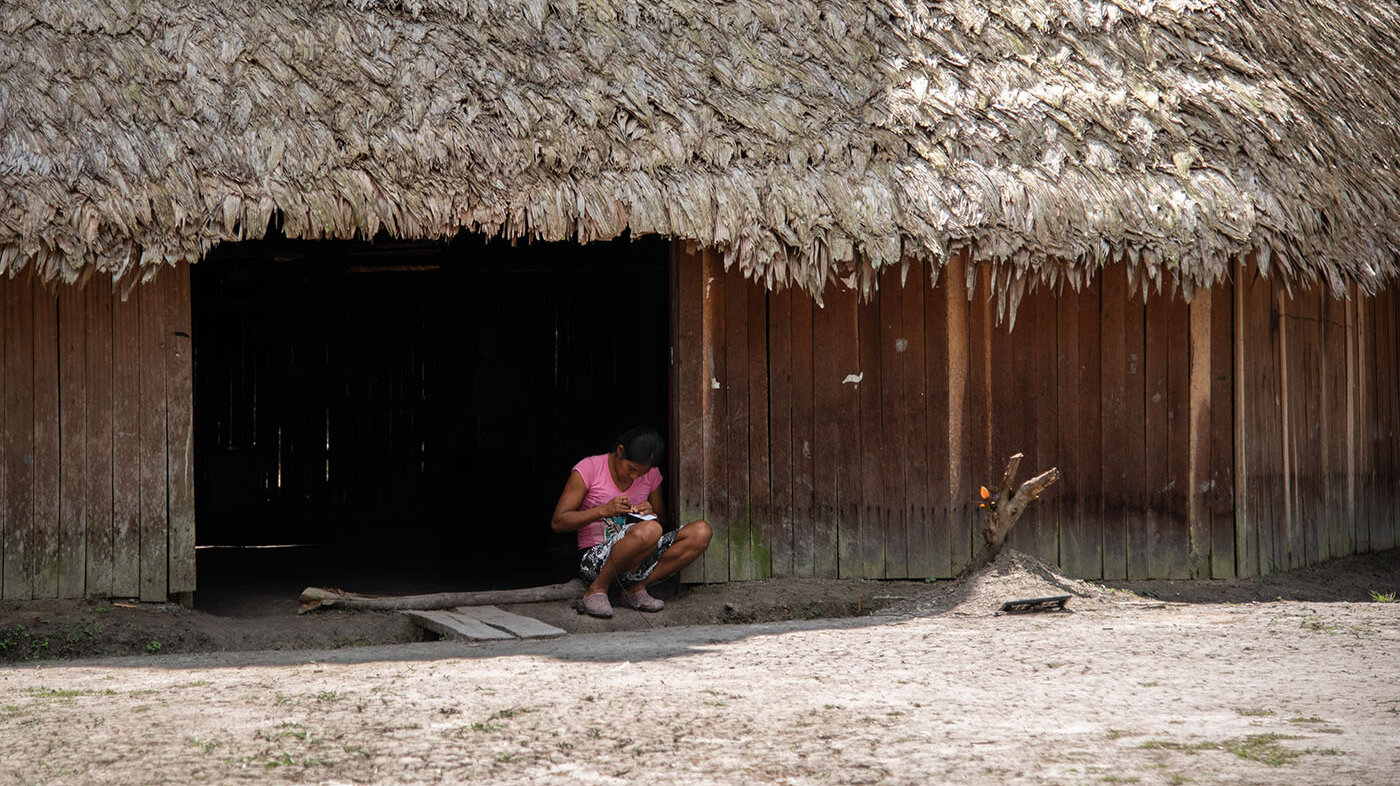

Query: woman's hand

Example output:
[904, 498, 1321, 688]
[631, 500, 654, 516]
[601, 495, 633, 518]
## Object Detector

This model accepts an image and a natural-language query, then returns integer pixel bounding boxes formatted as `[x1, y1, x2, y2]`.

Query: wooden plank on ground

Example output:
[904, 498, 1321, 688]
[32, 280, 60, 597]
[724, 267, 752, 581]
[402, 609, 515, 641]
[1209, 279, 1236, 578]
[699, 249, 727, 583]
[85, 279, 114, 596]
[673, 244, 705, 582]
[1099, 265, 1129, 580]
[857, 281, 886, 577]
[58, 284, 88, 598]
[767, 285, 794, 577]
[139, 275, 169, 601]
[789, 288, 816, 576]
[452, 605, 566, 639]
[4, 271, 36, 599]
[165, 264, 196, 593]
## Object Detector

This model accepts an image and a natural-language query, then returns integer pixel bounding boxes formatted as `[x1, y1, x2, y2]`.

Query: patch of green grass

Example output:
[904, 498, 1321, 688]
[1368, 590, 1396, 603]
[1140, 734, 1306, 766]
[1235, 707, 1276, 717]
[1288, 716, 1325, 724]
[314, 690, 343, 703]
[1100, 776, 1139, 783]
[1164, 774, 1193, 785]
[1231, 734, 1306, 766]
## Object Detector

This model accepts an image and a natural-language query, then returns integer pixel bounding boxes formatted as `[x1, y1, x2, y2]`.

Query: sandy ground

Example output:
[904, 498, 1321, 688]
[2, 551, 1398, 785]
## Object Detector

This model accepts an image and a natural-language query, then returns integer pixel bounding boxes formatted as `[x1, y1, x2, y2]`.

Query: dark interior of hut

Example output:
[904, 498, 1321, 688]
[190, 230, 671, 611]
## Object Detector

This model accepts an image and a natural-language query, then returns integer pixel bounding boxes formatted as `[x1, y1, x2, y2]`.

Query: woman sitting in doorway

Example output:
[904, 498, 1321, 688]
[550, 427, 712, 618]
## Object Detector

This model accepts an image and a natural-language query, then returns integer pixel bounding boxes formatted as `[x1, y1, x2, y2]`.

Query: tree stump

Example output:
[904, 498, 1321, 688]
[964, 452, 1061, 578]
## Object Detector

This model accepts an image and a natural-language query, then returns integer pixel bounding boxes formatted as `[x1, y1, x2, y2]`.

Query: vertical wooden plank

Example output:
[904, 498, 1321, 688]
[899, 261, 930, 578]
[58, 284, 88, 598]
[1325, 289, 1350, 561]
[745, 280, 771, 579]
[674, 244, 706, 582]
[0, 275, 7, 598]
[1122, 277, 1148, 580]
[1342, 288, 1358, 559]
[1143, 288, 1170, 579]
[1055, 281, 1081, 574]
[1060, 278, 1101, 577]
[789, 289, 816, 576]
[877, 267, 908, 577]
[811, 282, 842, 578]
[1163, 290, 1191, 578]
[857, 282, 886, 578]
[1352, 292, 1372, 555]
[940, 255, 969, 577]
[1187, 289, 1213, 578]
[920, 261, 953, 579]
[699, 249, 727, 583]
[85, 278, 115, 596]
[1233, 262, 1255, 577]
[112, 280, 141, 597]
[1029, 285, 1060, 564]
[1099, 265, 1130, 580]
[1242, 269, 1286, 576]
[724, 267, 752, 581]
[1376, 287, 1399, 551]
[826, 283, 862, 578]
[32, 281, 60, 597]
[139, 273, 169, 601]
[767, 285, 794, 577]
[962, 262, 992, 574]
[0, 274, 8, 599]
[4, 271, 36, 600]
[989, 279, 1022, 551]
[1276, 287, 1303, 570]
[166, 263, 196, 593]
[1209, 278, 1236, 578]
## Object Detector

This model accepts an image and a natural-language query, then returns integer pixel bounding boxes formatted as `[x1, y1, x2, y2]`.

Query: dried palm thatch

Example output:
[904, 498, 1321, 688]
[2, 0, 1398, 311]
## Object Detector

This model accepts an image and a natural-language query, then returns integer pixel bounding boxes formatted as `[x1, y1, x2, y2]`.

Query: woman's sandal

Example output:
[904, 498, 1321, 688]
[619, 588, 665, 612]
[582, 592, 614, 618]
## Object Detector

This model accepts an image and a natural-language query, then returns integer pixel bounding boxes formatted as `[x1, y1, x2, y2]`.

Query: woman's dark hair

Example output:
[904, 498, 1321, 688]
[615, 426, 664, 465]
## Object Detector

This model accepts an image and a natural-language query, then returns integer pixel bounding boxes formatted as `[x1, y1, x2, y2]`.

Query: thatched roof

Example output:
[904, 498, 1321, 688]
[2, 0, 1398, 305]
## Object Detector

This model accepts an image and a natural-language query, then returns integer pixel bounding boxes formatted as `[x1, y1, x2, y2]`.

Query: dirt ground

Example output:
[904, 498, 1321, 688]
[1, 549, 1398, 785]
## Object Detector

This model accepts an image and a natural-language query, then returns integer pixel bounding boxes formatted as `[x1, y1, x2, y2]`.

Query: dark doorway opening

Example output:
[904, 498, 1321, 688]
[192, 231, 670, 605]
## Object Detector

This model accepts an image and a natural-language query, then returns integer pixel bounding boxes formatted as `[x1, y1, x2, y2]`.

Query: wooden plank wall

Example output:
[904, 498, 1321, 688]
[0, 265, 193, 601]
[671, 246, 1399, 581]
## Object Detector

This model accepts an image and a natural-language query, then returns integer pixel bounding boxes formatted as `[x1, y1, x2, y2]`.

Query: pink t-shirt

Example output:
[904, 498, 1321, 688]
[571, 453, 663, 549]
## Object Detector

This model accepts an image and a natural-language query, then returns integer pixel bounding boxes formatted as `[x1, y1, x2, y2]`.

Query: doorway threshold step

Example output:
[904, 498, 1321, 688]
[403, 605, 566, 641]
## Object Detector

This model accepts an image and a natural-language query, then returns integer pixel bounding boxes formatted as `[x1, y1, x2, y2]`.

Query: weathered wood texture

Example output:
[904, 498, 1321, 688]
[0, 265, 194, 600]
[671, 251, 1399, 581]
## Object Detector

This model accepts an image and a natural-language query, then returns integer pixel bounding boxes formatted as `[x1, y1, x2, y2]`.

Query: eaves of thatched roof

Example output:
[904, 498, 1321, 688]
[2, 0, 1398, 306]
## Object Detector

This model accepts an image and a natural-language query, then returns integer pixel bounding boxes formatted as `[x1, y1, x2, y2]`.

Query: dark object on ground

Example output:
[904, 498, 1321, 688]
[997, 595, 1072, 615]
